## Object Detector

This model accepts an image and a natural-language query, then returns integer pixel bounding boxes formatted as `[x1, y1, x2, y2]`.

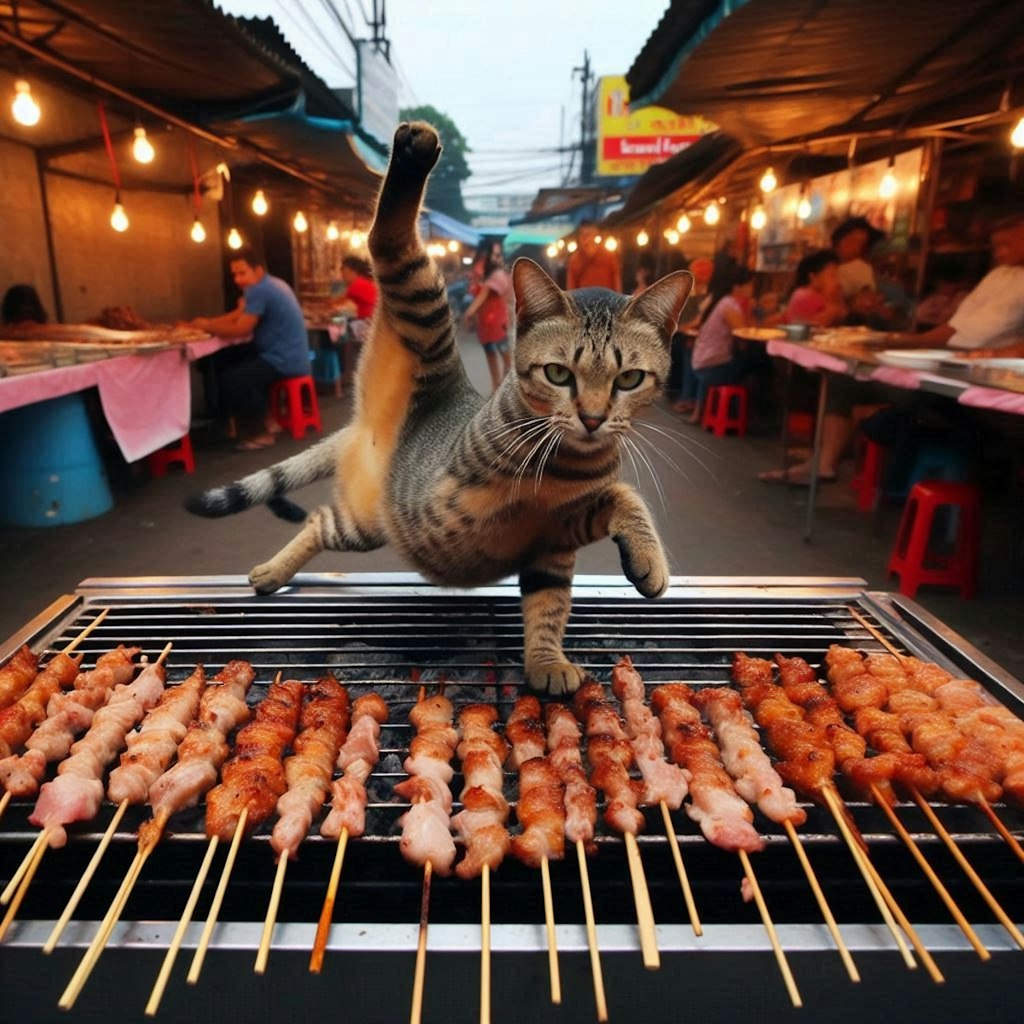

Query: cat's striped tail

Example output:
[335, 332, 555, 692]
[184, 434, 337, 519]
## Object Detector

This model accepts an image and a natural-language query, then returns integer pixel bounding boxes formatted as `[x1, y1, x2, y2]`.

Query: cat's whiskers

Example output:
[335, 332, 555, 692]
[621, 433, 668, 514]
[511, 426, 559, 502]
[632, 420, 718, 480]
[482, 415, 545, 441]
[617, 431, 645, 493]
[647, 406, 724, 462]
[490, 421, 552, 471]
[533, 429, 564, 494]
[630, 428, 687, 481]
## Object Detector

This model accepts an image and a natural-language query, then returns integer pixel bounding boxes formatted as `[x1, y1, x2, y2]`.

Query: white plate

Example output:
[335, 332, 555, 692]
[966, 357, 1024, 373]
[876, 349, 952, 370]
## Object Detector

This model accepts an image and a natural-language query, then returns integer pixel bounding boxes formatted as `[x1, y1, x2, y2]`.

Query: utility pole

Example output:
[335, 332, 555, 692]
[572, 51, 594, 185]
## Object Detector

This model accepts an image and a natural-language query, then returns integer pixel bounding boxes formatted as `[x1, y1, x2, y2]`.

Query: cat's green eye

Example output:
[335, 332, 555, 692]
[615, 369, 646, 390]
[544, 363, 574, 386]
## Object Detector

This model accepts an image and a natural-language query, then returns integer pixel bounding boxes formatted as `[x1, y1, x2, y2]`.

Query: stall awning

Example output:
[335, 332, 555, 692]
[627, 0, 1024, 147]
[418, 209, 480, 247]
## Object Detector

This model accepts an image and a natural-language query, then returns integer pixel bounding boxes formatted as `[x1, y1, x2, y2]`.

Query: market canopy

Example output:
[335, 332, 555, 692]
[627, 0, 1024, 148]
[418, 208, 480, 247]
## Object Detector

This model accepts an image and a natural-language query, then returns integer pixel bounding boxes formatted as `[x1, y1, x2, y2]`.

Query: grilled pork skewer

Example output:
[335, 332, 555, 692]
[572, 681, 659, 970]
[0, 651, 82, 760]
[0, 646, 39, 714]
[257, 676, 351, 973]
[312, 692, 389, 973]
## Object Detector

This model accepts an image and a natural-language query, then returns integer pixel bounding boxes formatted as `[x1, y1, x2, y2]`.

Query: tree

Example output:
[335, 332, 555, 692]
[399, 104, 472, 222]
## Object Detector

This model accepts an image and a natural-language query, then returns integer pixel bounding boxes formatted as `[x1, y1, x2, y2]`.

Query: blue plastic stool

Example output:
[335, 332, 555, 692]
[0, 393, 113, 526]
[906, 443, 971, 491]
[313, 348, 341, 385]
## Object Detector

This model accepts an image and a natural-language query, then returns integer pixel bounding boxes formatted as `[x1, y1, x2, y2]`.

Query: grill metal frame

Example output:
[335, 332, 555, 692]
[0, 573, 1022, 1010]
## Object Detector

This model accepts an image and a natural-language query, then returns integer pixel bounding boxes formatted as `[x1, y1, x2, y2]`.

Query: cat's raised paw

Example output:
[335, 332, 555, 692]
[248, 561, 290, 595]
[614, 535, 669, 599]
[392, 121, 442, 175]
[525, 659, 586, 695]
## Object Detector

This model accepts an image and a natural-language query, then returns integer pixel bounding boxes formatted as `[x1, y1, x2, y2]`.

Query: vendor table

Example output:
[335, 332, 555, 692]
[0, 337, 243, 463]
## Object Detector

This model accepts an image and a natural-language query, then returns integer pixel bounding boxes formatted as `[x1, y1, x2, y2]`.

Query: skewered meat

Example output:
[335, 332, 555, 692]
[0, 651, 81, 759]
[271, 677, 350, 859]
[0, 646, 39, 712]
[321, 694, 389, 839]
[505, 695, 545, 768]
[510, 756, 565, 867]
[651, 684, 764, 852]
[204, 678, 305, 841]
[544, 703, 597, 848]
[107, 665, 207, 805]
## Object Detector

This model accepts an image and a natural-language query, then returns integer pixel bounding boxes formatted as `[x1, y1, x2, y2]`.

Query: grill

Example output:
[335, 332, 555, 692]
[1, 573, 1022, 1023]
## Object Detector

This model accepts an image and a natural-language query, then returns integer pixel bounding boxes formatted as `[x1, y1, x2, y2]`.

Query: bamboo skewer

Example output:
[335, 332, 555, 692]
[659, 799, 701, 936]
[410, 859, 433, 1024]
[869, 784, 989, 960]
[623, 830, 659, 970]
[782, 819, 860, 982]
[822, 787, 915, 967]
[0, 791, 10, 822]
[480, 863, 491, 1024]
[188, 806, 248, 984]
[738, 849, 802, 1009]
[255, 853, 289, 974]
[43, 798, 130, 952]
[908, 788, 1024, 949]
[1, 827, 49, 904]
[61, 607, 110, 655]
[540, 854, 562, 1003]
[310, 826, 349, 973]
[145, 835, 220, 1017]
[576, 839, 608, 1023]
[0, 826, 48, 941]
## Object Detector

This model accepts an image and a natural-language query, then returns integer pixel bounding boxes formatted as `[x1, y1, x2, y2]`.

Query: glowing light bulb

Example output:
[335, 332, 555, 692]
[11, 80, 40, 127]
[190, 218, 206, 243]
[227, 227, 243, 250]
[704, 202, 720, 226]
[556, 239, 565, 250]
[447, 240, 460, 253]
[666, 229, 680, 245]
[326, 222, 340, 241]
[676, 213, 691, 234]
[350, 230, 365, 248]
[636, 229, 649, 246]
[760, 166, 777, 193]
[797, 195, 812, 220]
[1013, 116, 1024, 149]
[251, 189, 269, 216]
[132, 126, 155, 164]
[546, 244, 558, 258]
[750, 206, 767, 231]
[879, 167, 898, 199]
[567, 241, 577, 253]
[293, 210, 308, 233]
[604, 236, 618, 251]
[110, 200, 129, 233]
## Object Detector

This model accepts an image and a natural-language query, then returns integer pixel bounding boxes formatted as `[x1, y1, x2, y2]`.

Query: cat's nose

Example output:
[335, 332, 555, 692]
[580, 413, 606, 433]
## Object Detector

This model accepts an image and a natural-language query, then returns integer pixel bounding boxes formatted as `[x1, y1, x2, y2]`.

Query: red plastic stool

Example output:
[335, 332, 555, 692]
[785, 411, 815, 445]
[147, 434, 195, 478]
[701, 385, 748, 437]
[887, 480, 980, 599]
[851, 436, 885, 512]
[270, 375, 322, 440]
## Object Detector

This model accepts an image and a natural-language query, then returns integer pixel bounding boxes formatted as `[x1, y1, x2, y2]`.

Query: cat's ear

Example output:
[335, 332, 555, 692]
[513, 258, 568, 333]
[626, 271, 694, 341]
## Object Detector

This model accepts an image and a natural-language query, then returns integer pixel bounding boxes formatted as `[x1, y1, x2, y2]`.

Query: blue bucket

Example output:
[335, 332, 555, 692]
[0, 393, 114, 527]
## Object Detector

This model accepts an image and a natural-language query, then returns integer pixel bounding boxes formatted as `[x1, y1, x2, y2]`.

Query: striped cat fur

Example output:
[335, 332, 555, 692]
[186, 122, 692, 693]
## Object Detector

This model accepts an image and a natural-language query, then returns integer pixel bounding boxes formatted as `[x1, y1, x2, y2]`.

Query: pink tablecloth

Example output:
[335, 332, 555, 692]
[765, 339, 849, 374]
[958, 386, 1024, 415]
[0, 337, 242, 462]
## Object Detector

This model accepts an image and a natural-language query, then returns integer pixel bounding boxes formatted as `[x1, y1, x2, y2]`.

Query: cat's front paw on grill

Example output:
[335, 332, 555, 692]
[392, 121, 442, 176]
[525, 659, 586, 695]
[614, 535, 669, 599]
[248, 561, 291, 595]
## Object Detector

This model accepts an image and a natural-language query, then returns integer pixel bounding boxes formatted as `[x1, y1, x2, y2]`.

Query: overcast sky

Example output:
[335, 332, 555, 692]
[218, 1, 671, 195]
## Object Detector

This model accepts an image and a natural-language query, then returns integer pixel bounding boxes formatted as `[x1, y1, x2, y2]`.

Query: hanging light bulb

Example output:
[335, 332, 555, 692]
[676, 213, 691, 234]
[190, 218, 206, 243]
[251, 189, 269, 216]
[110, 196, 129, 233]
[447, 240, 460, 253]
[293, 210, 308, 233]
[545, 244, 558, 258]
[636, 229, 649, 246]
[11, 79, 41, 127]
[704, 202, 720, 226]
[227, 227, 243, 250]
[797, 193, 812, 220]
[751, 206, 767, 231]
[604, 236, 618, 251]
[326, 221, 340, 241]
[666, 229, 680, 245]
[1012, 116, 1024, 149]
[350, 230, 365, 248]
[879, 159, 898, 199]
[759, 166, 777, 193]
[556, 239, 565, 250]
[132, 126, 155, 164]
[567, 240, 577, 253]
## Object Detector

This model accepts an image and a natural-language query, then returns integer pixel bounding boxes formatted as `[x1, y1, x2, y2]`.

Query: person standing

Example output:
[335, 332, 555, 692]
[566, 220, 622, 292]
[463, 243, 513, 393]
[332, 254, 378, 382]
[186, 247, 309, 451]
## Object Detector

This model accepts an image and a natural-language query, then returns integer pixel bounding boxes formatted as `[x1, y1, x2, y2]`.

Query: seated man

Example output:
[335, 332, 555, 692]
[186, 247, 310, 450]
[760, 212, 1024, 485]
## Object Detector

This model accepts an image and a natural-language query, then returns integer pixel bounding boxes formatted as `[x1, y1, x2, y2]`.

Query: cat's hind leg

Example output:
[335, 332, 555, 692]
[519, 550, 587, 695]
[248, 501, 386, 594]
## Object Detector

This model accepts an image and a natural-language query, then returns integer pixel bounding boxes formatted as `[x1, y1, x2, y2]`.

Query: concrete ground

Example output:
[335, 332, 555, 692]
[2, 331, 1022, 680]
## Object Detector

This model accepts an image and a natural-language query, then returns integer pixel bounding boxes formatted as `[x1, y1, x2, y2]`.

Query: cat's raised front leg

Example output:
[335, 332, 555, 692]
[249, 503, 385, 595]
[519, 550, 586, 695]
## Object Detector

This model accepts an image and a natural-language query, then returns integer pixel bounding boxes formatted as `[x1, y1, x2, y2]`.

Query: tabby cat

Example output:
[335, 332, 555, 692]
[187, 122, 692, 693]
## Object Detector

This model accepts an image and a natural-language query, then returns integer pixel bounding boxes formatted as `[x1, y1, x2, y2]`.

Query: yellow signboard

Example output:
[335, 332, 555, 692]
[596, 75, 715, 177]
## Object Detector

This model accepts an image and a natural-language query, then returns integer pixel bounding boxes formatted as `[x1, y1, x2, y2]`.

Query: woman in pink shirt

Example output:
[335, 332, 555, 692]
[783, 249, 844, 326]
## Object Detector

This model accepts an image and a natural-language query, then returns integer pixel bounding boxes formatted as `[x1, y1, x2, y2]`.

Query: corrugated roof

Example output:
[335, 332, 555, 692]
[627, 0, 1024, 147]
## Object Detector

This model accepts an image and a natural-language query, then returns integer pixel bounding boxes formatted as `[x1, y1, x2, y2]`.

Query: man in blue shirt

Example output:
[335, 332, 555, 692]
[188, 247, 309, 450]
